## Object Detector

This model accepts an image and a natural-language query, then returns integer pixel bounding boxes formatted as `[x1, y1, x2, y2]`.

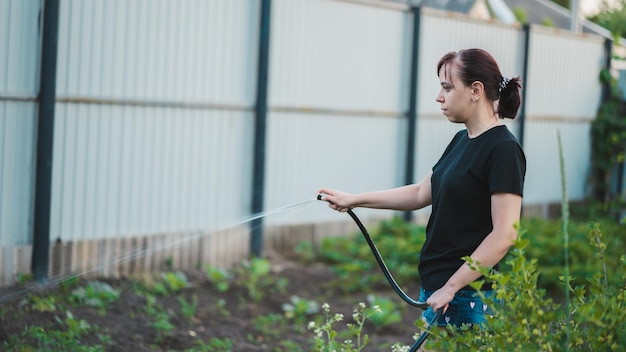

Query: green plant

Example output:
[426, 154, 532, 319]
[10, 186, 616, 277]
[1, 311, 108, 352]
[205, 265, 231, 292]
[203, 337, 234, 351]
[516, 217, 624, 293]
[320, 217, 424, 292]
[16, 272, 33, 284]
[161, 271, 189, 292]
[179, 294, 198, 322]
[542, 16, 555, 27]
[590, 68, 626, 206]
[207, 298, 231, 317]
[513, 7, 528, 23]
[365, 294, 403, 329]
[295, 240, 317, 263]
[70, 281, 120, 313]
[150, 309, 175, 341]
[59, 275, 80, 292]
[253, 313, 289, 339]
[308, 302, 383, 352]
[29, 295, 58, 312]
[281, 295, 320, 324]
[236, 257, 273, 302]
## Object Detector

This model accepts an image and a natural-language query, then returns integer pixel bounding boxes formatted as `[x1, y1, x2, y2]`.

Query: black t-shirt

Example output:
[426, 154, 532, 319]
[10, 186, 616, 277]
[419, 125, 526, 291]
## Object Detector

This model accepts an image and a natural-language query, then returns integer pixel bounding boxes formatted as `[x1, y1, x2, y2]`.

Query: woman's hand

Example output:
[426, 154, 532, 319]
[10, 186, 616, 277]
[426, 286, 454, 314]
[316, 188, 354, 212]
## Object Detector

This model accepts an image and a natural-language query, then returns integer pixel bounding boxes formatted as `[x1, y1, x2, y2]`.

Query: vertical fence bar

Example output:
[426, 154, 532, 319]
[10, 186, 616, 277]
[32, 0, 60, 282]
[251, 0, 272, 257]
[518, 23, 530, 149]
[403, 6, 421, 223]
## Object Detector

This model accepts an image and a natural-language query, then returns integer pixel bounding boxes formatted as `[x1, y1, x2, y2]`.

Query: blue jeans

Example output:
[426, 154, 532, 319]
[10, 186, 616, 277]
[419, 287, 497, 327]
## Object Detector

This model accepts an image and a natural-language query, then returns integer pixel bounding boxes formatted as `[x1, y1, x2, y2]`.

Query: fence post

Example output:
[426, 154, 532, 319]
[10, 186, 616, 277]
[403, 6, 421, 223]
[251, 0, 272, 257]
[32, 0, 60, 282]
[518, 23, 530, 149]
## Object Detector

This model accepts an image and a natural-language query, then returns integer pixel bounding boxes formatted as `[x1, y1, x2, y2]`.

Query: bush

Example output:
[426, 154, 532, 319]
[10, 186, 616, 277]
[427, 225, 626, 351]
[514, 217, 625, 294]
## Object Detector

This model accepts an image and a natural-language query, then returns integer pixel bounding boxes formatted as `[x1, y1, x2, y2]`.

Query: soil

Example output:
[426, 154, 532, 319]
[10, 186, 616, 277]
[0, 254, 424, 352]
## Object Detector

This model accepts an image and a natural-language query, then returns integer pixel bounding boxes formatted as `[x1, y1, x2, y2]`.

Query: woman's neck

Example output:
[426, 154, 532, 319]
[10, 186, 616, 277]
[466, 112, 501, 138]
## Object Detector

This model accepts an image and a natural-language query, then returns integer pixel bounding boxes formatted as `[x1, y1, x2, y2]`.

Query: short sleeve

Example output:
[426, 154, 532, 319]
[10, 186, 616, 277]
[488, 141, 526, 196]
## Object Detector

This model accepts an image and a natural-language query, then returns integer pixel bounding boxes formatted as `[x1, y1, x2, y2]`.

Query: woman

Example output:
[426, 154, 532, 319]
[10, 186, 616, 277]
[317, 48, 526, 327]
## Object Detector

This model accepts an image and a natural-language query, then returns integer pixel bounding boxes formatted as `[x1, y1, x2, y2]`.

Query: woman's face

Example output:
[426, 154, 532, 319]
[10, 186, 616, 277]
[436, 62, 472, 123]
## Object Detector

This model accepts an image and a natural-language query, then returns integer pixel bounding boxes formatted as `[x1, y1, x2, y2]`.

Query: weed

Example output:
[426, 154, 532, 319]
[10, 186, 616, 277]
[161, 271, 189, 292]
[308, 302, 382, 352]
[208, 298, 231, 317]
[70, 280, 120, 314]
[203, 337, 234, 351]
[205, 265, 231, 292]
[253, 313, 288, 339]
[1, 311, 107, 352]
[281, 295, 320, 325]
[29, 295, 58, 312]
[15, 273, 33, 284]
[151, 309, 175, 341]
[179, 294, 198, 322]
[236, 257, 272, 302]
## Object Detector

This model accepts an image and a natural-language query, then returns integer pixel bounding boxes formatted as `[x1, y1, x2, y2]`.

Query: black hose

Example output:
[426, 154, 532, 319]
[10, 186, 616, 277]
[346, 209, 424, 308]
[345, 209, 441, 352]
[317, 193, 440, 351]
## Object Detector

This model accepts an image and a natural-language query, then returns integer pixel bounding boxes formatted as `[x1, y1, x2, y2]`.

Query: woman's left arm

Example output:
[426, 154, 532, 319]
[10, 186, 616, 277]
[426, 192, 522, 312]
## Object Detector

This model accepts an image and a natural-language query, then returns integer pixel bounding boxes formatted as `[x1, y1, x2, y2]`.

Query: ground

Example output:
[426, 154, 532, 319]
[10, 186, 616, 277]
[0, 255, 424, 352]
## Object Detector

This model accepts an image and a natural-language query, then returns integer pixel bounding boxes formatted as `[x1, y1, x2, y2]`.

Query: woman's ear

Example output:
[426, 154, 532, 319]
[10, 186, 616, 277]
[471, 81, 484, 100]
[471, 81, 485, 99]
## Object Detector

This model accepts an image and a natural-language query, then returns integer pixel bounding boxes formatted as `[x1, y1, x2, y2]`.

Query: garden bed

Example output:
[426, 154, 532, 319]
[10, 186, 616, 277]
[0, 255, 423, 351]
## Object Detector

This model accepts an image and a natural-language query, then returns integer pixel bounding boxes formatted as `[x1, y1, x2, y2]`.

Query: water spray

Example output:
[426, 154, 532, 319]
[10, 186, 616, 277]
[0, 199, 318, 306]
[317, 193, 440, 351]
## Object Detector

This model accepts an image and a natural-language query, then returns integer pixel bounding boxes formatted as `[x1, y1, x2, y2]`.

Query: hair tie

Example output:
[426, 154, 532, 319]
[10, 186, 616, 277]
[499, 77, 510, 93]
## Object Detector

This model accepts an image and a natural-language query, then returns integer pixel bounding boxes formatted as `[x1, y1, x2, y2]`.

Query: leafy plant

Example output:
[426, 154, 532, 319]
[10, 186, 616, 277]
[161, 271, 189, 292]
[179, 294, 198, 322]
[282, 295, 320, 324]
[2, 311, 108, 352]
[253, 313, 289, 339]
[308, 302, 384, 352]
[70, 281, 120, 312]
[365, 294, 403, 329]
[320, 217, 425, 292]
[235, 257, 273, 302]
[590, 68, 626, 207]
[205, 266, 231, 292]
[29, 295, 58, 312]
[295, 240, 317, 263]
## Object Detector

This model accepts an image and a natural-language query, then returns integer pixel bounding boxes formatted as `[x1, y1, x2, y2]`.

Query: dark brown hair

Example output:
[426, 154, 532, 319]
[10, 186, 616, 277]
[437, 49, 522, 119]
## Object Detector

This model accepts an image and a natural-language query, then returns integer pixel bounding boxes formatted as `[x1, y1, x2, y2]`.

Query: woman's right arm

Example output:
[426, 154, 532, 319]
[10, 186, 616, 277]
[317, 171, 433, 212]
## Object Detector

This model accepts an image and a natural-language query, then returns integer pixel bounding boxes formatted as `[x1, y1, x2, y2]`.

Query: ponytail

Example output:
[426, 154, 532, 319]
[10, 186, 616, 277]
[497, 76, 522, 119]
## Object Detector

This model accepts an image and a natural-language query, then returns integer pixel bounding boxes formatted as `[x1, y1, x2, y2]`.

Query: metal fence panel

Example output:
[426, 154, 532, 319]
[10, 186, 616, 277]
[56, 0, 259, 105]
[0, 102, 37, 246]
[270, 0, 411, 112]
[0, 0, 41, 247]
[50, 104, 254, 241]
[526, 26, 605, 119]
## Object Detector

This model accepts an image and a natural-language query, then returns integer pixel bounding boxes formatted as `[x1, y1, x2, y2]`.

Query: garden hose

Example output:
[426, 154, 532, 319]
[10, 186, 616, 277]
[317, 194, 441, 351]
